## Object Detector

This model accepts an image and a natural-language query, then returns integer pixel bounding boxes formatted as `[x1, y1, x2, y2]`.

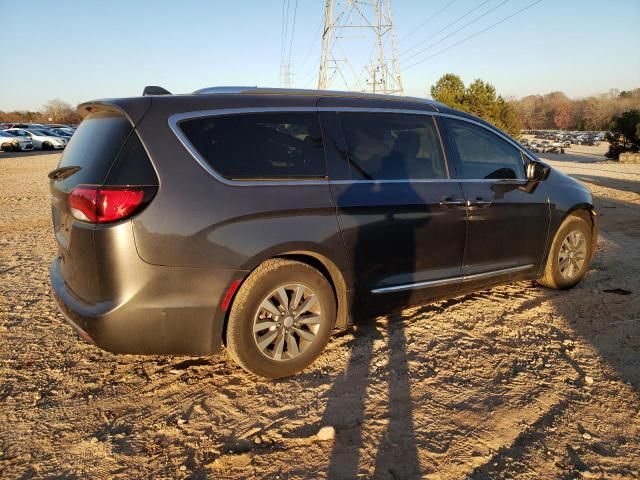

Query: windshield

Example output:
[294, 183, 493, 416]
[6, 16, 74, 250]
[0, 131, 13, 137]
[30, 129, 56, 137]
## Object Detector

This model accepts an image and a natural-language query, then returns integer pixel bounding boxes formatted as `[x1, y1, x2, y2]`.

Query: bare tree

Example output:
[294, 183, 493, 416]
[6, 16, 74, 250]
[42, 99, 76, 123]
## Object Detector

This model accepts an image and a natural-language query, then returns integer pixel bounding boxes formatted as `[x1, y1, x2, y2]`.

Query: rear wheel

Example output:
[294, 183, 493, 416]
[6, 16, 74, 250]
[226, 259, 336, 378]
[538, 214, 593, 289]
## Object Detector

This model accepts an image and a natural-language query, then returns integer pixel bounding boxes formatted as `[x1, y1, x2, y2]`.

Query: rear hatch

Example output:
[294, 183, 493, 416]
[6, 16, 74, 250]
[50, 106, 158, 304]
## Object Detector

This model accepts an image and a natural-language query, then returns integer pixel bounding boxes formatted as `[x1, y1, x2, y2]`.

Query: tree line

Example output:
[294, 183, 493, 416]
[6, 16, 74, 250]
[429, 73, 640, 157]
[0, 100, 82, 125]
[512, 88, 640, 131]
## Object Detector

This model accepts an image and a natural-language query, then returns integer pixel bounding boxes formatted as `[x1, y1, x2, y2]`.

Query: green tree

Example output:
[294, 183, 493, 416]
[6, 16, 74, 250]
[464, 79, 498, 119]
[430, 73, 465, 110]
[606, 109, 640, 158]
[429, 74, 520, 137]
[494, 97, 522, 137]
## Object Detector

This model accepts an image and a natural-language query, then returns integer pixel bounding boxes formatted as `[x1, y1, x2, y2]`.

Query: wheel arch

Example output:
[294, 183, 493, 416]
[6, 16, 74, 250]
[275, 250, 351, 329]
[221, 249, 352, 347]
[542, 203, 597, 271]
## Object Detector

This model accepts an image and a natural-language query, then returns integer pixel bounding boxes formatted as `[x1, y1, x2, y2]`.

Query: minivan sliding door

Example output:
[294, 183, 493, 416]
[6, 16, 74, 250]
[323, 110, 467, 312]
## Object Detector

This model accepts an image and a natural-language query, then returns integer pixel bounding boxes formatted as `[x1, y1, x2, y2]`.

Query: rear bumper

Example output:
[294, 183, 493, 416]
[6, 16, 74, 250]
[50, 256, 242, 355]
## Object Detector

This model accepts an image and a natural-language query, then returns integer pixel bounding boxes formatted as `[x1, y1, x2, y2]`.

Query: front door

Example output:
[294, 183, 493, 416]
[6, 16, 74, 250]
[441, 117, 550, 285]
[324, 110, 467, 311]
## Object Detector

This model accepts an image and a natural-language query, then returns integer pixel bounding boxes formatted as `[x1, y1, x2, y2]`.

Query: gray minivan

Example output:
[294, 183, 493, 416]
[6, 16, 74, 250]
[50, 86, 597, 378]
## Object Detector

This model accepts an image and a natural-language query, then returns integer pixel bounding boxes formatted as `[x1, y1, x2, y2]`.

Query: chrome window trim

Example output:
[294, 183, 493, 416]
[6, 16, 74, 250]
[371, 264, 534, 294]
[168, 106, 535, 187]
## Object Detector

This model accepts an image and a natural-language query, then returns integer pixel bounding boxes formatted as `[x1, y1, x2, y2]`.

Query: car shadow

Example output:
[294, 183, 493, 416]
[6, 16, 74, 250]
[571, 174, 640, 194]
[0, 149, 62, 159]
[316, 183, 638, 478]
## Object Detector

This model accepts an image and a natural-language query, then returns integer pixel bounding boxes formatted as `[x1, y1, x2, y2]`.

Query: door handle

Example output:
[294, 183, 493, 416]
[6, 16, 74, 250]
[439, 198, 466, 208]
[467, 198, 492, 208]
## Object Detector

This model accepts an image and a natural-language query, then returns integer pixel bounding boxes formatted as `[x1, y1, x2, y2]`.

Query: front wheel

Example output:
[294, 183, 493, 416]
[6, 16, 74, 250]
[42, 142, 52, 151]
[226, 259, 336, 378]
[538, 214, 594, 289]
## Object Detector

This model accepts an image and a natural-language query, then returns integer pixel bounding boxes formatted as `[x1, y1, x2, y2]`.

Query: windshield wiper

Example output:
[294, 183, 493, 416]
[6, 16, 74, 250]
[48, 166, 81, 181]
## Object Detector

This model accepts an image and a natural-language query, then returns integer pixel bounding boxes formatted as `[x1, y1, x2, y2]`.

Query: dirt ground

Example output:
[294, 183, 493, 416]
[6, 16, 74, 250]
[0, 148, 638, 480]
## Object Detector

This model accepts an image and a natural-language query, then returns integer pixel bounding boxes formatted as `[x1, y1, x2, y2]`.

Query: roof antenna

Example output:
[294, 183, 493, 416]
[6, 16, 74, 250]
[143, 86, 171, 96]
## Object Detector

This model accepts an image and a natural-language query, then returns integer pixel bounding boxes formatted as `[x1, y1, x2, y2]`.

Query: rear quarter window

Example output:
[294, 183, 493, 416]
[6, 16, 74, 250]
[178, 112, 326, 180]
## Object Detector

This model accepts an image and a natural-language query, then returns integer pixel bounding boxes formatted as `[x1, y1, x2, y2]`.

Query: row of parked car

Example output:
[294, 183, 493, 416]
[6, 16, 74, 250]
[520, 139, 570, 154]
[0, 123, 76, 152]
[523, 130, 606, 146]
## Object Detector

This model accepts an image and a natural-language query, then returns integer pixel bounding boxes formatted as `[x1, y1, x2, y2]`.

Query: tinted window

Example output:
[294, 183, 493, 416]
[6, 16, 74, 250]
[179, 113, 326, 180]
[338, 113, 446, 180]
[105, 131, 158, 186]
[446, 119, 525, 180]
[56, 112, 132, 191]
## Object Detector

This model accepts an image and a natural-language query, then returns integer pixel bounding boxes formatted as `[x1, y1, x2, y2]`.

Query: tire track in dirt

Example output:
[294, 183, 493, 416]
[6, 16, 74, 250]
[1, 154, 639, 479]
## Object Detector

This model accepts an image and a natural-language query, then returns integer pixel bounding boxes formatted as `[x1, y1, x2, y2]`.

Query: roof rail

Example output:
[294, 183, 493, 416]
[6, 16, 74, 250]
[143, 86, 172, 96]
[189, 85, 444, 109]
[193, 86, 258, 95]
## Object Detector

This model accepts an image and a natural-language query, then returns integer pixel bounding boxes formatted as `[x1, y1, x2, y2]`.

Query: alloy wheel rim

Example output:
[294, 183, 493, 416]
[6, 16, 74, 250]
[558, 230, 587, 280]
[252, 283, 322, 361]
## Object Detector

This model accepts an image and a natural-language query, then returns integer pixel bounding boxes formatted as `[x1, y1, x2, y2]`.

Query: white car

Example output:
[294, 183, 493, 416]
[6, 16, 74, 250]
[0, 130, 34, 151]
[3, 128, 67, 150]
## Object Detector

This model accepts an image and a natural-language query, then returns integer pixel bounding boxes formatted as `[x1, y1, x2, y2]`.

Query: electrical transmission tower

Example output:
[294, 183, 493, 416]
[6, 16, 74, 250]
[318, 0, 403, 94]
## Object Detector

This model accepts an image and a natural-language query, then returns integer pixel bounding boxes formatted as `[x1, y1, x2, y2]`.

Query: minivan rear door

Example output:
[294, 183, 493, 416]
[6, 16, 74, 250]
[321, 107, 467, 311]
[49, 105, 156, 304]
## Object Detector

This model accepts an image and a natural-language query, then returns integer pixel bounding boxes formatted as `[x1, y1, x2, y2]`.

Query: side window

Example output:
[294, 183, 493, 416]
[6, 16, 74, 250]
[338, 112, 447, 180]
[179, 112, 326, 180]
[446, 118, 525, 180]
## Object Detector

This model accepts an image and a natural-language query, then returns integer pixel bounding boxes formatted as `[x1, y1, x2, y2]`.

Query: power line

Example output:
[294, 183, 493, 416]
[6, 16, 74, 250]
[287, 0, 298, 66]
[297, 18, 323, 73]
[280, 0, 296, 87]
[401, 0, 511, 63]
[404, 0, 544, 70]
[398, 0, 457, 43]
[280, 0, 286, 68]
[399, 0, 491, 58]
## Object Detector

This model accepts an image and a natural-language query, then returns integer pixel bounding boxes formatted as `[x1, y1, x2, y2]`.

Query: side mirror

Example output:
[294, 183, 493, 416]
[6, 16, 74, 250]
[527, 160, 550, 182]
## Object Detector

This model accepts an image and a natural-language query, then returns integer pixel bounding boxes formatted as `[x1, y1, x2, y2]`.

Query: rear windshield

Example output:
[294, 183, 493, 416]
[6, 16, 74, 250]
[56, 112, 132, 191]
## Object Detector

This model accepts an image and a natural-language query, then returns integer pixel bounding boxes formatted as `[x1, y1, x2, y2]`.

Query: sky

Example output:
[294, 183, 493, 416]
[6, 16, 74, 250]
[1, 0, 639, 111]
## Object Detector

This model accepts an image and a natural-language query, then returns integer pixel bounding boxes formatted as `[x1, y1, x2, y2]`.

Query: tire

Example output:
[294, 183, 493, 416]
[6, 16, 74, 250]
[42, 142, 52, 151]
[538, 214, 593, 290]
[226, 258, 336, 378]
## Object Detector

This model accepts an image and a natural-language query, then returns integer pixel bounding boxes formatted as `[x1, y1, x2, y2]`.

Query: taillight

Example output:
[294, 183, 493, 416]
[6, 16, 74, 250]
[68, 186, 153, 223]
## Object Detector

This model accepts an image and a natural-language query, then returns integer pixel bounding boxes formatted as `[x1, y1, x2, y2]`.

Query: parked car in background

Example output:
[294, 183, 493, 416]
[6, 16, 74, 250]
[3, 128, 66, 150]
[49, 86, 598, 378]
[1, 123, 48, 130]
[50, 127, 74, 138]
[0, 130, 34, 151]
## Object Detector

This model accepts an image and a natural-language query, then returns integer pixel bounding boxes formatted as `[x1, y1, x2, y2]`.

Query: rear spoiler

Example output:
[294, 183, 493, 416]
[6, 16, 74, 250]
[76, 98, 151, 126]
